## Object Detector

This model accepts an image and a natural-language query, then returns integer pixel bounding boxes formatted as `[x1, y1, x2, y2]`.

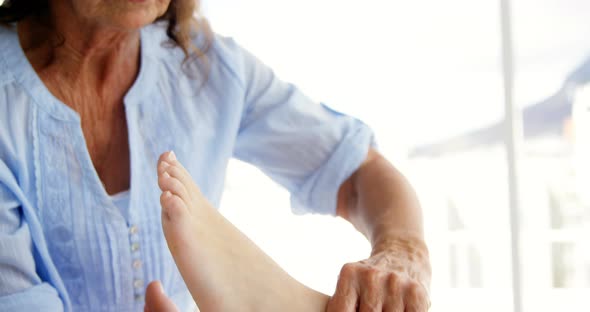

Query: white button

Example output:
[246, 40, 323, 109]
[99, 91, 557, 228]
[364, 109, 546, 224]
[133, 259, 142, 269]
[129, 225, 138, 235]
[133, 279, 144, 289]
[131, 243, 140, 252]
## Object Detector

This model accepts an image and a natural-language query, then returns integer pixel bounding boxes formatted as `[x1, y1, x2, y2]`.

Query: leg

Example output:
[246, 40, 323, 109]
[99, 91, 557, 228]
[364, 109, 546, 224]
[157, 151, 330, 312]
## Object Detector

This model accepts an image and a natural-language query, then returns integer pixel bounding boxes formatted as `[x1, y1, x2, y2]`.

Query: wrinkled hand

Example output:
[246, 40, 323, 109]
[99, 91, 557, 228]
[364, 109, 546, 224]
[144, 281, 179, 312]
[327, 237, 431, 312]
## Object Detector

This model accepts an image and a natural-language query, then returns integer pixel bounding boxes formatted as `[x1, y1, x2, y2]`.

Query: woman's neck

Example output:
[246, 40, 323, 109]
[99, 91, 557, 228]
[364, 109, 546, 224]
[17, 1, 141, 100]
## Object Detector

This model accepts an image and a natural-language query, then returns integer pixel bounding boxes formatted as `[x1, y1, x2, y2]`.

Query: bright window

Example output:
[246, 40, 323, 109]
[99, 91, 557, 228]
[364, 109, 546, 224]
[204, 0, 590, 311]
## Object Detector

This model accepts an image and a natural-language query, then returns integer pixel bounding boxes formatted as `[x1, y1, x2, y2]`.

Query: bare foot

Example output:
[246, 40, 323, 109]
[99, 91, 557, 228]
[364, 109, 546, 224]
[157, 151, 329, 312]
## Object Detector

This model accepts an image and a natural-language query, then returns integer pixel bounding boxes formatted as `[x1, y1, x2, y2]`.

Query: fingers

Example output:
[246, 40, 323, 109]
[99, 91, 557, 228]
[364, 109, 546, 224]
[327, 263, 360, 312]
[358, 267, 384, 312]
[401, 282, 430, 312]
[383, 275, 405, 312]
[329, 262, 430, 312]
[144, 281, 180, 312]
[384, 278, 431, 312]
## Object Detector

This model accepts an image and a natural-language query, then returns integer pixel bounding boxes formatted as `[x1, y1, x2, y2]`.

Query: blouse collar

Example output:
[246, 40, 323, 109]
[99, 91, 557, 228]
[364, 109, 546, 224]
[0, 24, 157, 122]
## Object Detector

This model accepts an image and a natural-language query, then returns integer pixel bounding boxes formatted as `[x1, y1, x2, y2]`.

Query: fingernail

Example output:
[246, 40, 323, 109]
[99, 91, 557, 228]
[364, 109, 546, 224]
[158, 282, 166, 295]
[163, 172, 170, 178]
[169, 151, 176, 161]
[164, 191, 171, 198]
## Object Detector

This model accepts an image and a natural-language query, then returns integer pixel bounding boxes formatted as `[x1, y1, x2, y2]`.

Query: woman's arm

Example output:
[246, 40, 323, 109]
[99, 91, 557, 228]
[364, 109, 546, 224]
[329, 148, 431, 312]
[0, 161, 66, 312]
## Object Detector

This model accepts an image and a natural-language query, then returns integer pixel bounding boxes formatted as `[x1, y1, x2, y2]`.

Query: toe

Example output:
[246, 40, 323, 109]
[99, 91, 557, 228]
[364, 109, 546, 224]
[157, 151, 175, 168]
[157, 151, 185, 179]
[158, 152, 203, 200]
[159, 161, 196, 192]
[160, 191, 188, 222]
[158, 170, 191, 207]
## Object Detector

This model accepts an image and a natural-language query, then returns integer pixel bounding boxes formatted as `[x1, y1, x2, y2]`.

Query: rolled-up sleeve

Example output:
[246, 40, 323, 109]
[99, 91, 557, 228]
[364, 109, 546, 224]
[0, 163, 64, 311]
[228, 38, 376, 215]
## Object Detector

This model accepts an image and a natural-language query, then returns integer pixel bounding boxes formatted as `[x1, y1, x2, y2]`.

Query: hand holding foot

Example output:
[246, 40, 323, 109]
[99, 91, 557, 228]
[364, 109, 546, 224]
[157, 151, 330, 312]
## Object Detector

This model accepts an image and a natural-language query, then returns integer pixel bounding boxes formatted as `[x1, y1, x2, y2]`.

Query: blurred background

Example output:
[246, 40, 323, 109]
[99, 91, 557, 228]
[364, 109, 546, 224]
[202, 0, 590, 311]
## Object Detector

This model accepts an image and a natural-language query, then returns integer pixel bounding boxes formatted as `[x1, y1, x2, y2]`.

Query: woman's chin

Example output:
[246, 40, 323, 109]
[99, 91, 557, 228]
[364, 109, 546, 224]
[115, 13, 158, 29]
[99, 0, 170, 30]
[107, 9, 162, 30]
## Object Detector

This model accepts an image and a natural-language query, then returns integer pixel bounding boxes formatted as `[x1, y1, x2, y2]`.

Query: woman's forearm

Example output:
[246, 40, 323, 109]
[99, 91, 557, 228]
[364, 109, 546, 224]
[337, 149, 425, 249]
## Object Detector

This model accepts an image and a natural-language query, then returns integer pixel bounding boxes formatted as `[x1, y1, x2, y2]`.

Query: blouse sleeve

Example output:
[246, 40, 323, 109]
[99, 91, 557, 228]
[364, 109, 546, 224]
[0, 160, 65, 311]
[222, 38, 376, 215]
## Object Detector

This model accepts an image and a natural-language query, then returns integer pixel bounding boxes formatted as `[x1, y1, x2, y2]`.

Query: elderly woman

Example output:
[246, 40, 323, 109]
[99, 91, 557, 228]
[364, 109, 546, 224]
[0, 0, 431, 311]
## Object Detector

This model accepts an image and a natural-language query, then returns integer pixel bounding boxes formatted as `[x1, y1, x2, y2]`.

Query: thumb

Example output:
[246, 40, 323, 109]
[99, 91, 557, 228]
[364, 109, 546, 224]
[145, 281, 179, 312]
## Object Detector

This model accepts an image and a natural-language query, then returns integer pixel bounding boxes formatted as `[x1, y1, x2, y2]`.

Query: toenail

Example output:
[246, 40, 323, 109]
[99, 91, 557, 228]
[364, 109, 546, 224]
[168, 151, 176, 161]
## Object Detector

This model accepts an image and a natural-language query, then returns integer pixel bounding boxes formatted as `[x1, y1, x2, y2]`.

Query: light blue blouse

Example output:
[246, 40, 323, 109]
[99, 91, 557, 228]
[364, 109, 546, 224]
[0, 22, 375, 312]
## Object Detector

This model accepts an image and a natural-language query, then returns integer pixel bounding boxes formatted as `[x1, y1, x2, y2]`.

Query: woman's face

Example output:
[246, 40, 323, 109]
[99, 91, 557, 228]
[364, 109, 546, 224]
[58, 0, 172, 30]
